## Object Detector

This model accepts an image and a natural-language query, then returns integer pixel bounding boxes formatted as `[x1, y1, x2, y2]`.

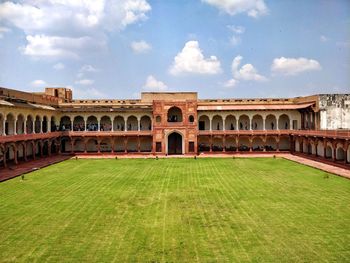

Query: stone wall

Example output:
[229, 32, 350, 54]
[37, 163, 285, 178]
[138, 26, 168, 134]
[319, 94, 350, 129]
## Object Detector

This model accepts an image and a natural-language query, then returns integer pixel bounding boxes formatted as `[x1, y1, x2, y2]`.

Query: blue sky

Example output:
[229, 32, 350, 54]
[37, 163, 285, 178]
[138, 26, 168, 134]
[0, 0, 349, 99]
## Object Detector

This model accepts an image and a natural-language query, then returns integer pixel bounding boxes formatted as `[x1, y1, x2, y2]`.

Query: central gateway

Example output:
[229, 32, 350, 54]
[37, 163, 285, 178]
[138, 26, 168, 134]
[168, 132, 182, 154]
[142, 92, 198, 155]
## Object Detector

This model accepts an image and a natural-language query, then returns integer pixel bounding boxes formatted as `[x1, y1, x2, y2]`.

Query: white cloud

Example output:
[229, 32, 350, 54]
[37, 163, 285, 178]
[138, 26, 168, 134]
[0, 26, 10, 38]
[21, 34, 106, 59]
[227, 25, 245, 46]
[227, 25, 245, 34]
[131, 40, 151, 53]
[75, 79, 95, 85]
[53, 62, 65, 70]
[203, 0, 268, 18]
[232, 55, 267, 81]
[142, 75, 168, 91]
[77, 64, 99, 78]
[271, 57, 321, 76]
[320, 35, 328, 42]
[30, 79, 47, 87]
[230, 35, 241, 46]
[0, 0, 151, 58]
[70, 86, 106, 99]
[169, 40, 222, 75]
[223, 55, 267, 87]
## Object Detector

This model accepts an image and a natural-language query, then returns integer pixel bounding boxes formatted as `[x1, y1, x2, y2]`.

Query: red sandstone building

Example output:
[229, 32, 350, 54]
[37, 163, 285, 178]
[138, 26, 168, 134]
[0, 87, 349, 168]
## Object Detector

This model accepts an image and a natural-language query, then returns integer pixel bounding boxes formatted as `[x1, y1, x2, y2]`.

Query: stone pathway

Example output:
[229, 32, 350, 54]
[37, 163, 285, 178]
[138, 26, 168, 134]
[0, 155, 71, 182]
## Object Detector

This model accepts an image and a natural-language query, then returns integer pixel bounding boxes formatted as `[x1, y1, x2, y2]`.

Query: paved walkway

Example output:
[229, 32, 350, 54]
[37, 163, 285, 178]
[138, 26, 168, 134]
[0, 155, 71, 182]
[283, 154, 350, 179]
[1, 153, 349, 182]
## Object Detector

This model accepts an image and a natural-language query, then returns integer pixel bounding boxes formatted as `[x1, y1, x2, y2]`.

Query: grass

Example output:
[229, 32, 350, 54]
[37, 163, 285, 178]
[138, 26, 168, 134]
[0, 158, 349, 262]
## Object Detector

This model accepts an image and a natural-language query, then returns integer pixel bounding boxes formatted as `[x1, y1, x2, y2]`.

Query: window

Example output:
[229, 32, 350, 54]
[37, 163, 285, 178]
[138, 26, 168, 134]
[167, 107, 183, 122]
[156, 142, 162, 152]
[156, 116, 161, 123]
[188, 115, 194, 123]
[199, 121, 205, 130]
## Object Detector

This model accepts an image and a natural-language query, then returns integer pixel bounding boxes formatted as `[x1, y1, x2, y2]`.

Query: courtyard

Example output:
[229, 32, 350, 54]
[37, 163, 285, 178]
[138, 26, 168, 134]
[0, 158, 349, 262]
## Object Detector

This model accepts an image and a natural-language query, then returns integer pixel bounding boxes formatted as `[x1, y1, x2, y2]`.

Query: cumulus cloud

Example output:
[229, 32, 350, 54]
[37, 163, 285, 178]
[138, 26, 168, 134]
[169, 41, 222, 75]
[53, 62, 65, 70]
[75, 79, 95, 85]
[0, 26, 10, 38]
[203, 0, 268, 18]
[142, 75, 168, 91]
[224, 55, 267, 88]
[30, 79, 47, 87]
[130, 40, 151, 53]
[0, 0, 151, 58]
[271, 57, 321, 76]
[20, 34, 106, 59]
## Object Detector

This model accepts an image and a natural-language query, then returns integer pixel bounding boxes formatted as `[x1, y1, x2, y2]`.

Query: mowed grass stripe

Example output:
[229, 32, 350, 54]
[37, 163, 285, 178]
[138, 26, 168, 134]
[0, 158, 349, 262]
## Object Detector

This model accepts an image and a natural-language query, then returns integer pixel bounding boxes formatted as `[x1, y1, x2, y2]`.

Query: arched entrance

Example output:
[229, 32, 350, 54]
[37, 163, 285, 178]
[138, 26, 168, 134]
[168, 132, 182, 155]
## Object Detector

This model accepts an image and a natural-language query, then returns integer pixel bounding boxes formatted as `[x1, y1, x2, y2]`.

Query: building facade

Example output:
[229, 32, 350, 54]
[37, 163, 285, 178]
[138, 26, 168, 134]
[0, 87, 349, 168]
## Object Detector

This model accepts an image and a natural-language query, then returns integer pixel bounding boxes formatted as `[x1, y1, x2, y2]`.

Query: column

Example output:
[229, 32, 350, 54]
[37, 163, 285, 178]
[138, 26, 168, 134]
[223, 118, 226, 131]
[290, 119, 293, 130]
[236, 119, 239, 131]
[276, 116, 279, 130]
[249, 138, 252, 152]
[98, 119, 101, 131]
[97, 140, 101, 153]
[249, 118, 252, 130]
[40, 120, 43, 133]
[33, 120, 36, 134]
[333, 147, 336, 162]
[14, 119, 17, 135]
[209, 136, 213, 152]
[138, 118, 141, 131]
[344, 149, 348, 164]
[301, 112, 304, 129]
[48, 143, 52, 156]
[48, 121, 51, 133]
[2, 119, 6, 136]
[125, 120, 127, 131]
[124, 137, 128, 153]
[209, 117, 212, 131]
[84, 118, 87, 131]
[14, 147, 18, 165]
[70, 120, 73, 131]
[262, 118, 266, 130]
[276, 137, 280, 152]
[138, 137, 141, 152]
[24, 119, 27, 134]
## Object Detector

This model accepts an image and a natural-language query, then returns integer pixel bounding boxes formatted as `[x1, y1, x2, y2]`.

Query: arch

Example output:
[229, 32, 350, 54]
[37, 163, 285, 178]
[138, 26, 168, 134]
[198, 115, 210, 130]
[238, 115, 250, 130]
[60, 137, 70, 152]
[140, 116, 152, 131]
[113, 116, 125, 131]
[295, 137, 300, 152]
[5, 113, 15, 135]
[212, 137, 223, 151]
[86, 139, 98, 152]
[50, 116, 57, 132]
[6, 143, 16, 164]
[278, 114, 290, 130]
[127, 137, 138, 152]
[73, 139, 85, 152]
[252, 114, 263, 130]
[336, 146, 345, 161]
[17, 142, 25, 161]
[212, 115, 223, 131]
[279, 137, 290, 151]
[34, 115, 41, 133]
[16, 114, 25, 134]
[100, 116, 112, 131]
[266, 137, 277, 151]
[198, 136, 210, 152]
[325, 145, 333, 159]
[26, 141, 34, 159]
[167, 132, 183, 154]
[86, 116, 98, 131]
[50, 140, 57, 154]
[42, 140, 49, 156]
[155, 115, 161, 123]
[126, 116, 138, 131]
[42, 116, 48, 133]
[167, 107, 183, 122]
[73, 116, 85, 131]
[238, 137, 250, 151]
[100, 138, 112, 152]
[140, 137, 152, 152]
[114, 137, 125, 152]
[252, 137, 264, 151]
[35, 141, 41, 157]
[188, 115, 194, 123]
[26, 115, 34, 134]
[60, 116, 71, 131]
[317, 141, 325, 157]
[225, 115, 236, 130]
[265, 114, 277, 130]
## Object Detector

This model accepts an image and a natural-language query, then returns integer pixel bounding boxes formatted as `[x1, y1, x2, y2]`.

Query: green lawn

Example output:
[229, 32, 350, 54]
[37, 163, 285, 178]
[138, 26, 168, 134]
[0, 158, 349, 262]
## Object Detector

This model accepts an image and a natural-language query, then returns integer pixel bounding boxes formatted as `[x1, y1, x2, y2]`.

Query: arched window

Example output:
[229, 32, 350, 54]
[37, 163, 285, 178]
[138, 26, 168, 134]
[167, 107, 183, 122]
[188, 115, 194, 123]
